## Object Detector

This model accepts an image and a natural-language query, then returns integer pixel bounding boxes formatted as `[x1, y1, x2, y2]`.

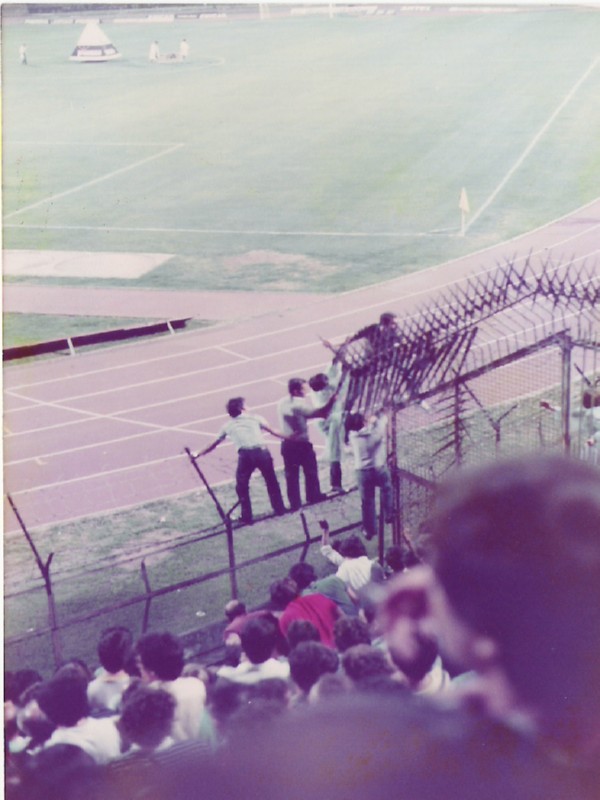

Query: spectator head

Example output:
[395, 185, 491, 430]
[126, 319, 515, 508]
[5, 669, 43, 704]
[224, 599, 247, 621]
[380, 573, 439, 686]
[240, 616, 280, 665]
[308, 373, 328, 392]
[288, 378, 307, 398]
[37, 672, 89, 727]
[288, 561, 317, 591]
[333, 617, 371, 652]
[385, 545, 405, 574]
[286, 619, 321, 650]
[226, 397, 245, 418]
[136, 632, 184, 682]
[289, 641, 339, 695]
[379, 312, 397, 328]
[426, 453, 600, 753]
[119, 685, 176, 750]
[97, 626, 133, 675]
[338, 535, 367, 560]
[341, 645, 393, 685]
[17, 743, 101, 800]
[345, 412, 365, 433]
[55, 659, 91, 682]
[269, 577, 299, 610]
[14, 683, 55, 747]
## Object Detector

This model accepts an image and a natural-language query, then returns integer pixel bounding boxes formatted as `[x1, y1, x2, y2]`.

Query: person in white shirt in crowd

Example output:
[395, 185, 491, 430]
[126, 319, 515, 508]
[36, 671, 121, 764]
[195, 396, 286, 525]
[345, 410, 393, 540]
[148, 40, 160, 61]
[320, 526, 378, 601]
[135, 631, 214, 745]
[216, 615, 290, 685]
[87, 627, 133, 715]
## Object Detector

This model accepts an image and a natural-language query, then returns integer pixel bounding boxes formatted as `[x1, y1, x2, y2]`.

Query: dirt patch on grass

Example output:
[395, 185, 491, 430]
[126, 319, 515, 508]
[221, 250, 342, 290]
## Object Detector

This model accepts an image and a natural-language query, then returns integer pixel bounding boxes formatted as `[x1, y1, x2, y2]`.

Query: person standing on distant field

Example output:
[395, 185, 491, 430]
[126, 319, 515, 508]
[179, 38, 189, 60]
[148, 41, 160, 62]
[19, 44, 27, 65]
[194, 397, 287, 526]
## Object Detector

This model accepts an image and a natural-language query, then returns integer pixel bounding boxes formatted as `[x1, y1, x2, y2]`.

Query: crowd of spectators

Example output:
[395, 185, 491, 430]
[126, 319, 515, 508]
[5, 453, 600, 799]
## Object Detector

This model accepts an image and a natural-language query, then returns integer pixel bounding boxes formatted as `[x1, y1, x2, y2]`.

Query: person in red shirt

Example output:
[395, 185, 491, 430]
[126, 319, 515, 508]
[270, 578, 341, 650]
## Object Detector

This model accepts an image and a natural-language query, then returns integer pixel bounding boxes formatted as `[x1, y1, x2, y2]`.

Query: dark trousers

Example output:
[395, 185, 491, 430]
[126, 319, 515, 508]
[357, 466, 393, 539]
[236, 447, 286, 523]
[281, 439, 322, 511]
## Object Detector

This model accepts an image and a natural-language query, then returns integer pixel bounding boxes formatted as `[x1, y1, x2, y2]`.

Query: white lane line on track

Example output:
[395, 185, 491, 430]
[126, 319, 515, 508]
[5, 332, 576, 499]
[5, 244, 600, 405]
[4, 297, 593, 464]
[466, 57, 600, 233]
[4, 144, 185, 221]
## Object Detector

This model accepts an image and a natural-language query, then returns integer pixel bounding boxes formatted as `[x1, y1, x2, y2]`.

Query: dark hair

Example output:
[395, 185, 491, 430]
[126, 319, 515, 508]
[288, 378, 305, 396]
[288, 561, 317, 591]
[136, 632, 184, 681]
[240, 616, 280, 664]
[55, 659, 91, 682]
[379, 312, 397, 326]
[224, 599, 247, 621]
[37, 673, 89, 727]
[5, 669, 43, 704]
[308, 373, 328, 392]
[119, 685, 176, 749]
[333, 617, 371, 652]
[342, 645, 393, 683]
[289, 642, 339, 694]
[269, 577, 299, 610]
[429, 454, 600, 743]
[384, 545, 405, 573]
[18, 744, 101, 800]
[97, 626, 133, 674]
[226, 397, 245, 418]
[339, 535, 367, 559]
[345, 412, 365, 433]
[286, 619, 321, 650]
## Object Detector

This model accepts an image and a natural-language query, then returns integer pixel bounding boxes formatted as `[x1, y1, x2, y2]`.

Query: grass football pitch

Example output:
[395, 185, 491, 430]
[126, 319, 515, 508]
[3, 7, 600, 296]
[3, 5, 600, 673]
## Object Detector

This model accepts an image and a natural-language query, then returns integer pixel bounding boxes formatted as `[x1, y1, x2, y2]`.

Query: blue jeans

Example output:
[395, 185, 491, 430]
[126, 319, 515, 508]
[357, 466, 393, 539]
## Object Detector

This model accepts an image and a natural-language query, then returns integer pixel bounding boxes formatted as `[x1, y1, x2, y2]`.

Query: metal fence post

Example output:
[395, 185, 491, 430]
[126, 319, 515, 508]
[7, 494, 63, 668]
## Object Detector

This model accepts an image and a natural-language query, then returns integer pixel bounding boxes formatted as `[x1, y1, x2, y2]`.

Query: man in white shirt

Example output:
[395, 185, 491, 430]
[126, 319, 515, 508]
[346, 410, 393, 540]
[277, 378, 339, 511]
[195, 397, 286, 525]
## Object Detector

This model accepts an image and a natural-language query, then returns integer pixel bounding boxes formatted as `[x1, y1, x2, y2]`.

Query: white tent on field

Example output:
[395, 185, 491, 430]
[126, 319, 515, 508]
[70, 22, 121, 62]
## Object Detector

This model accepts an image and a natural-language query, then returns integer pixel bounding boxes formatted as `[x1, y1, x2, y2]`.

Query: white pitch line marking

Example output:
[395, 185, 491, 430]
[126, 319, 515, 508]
[466, 56, 600, 233]
[4, 143, 185, 220]
[3, 222, 441, 239]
